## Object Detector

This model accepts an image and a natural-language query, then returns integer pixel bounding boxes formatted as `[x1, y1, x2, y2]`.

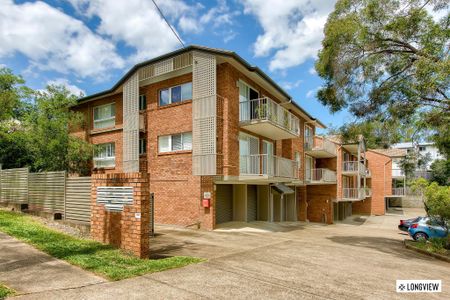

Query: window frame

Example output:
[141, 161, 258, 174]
[158, 82, 192, 107]
[93, 102, 115, 129]
[139, 138, 147, 155]
[139, 95, 147, 111]
[158, 132, 193, 153]
[93, 143, 115, 168]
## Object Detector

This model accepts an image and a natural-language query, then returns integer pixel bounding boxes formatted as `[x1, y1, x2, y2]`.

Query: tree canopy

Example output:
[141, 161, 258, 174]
[316, 0, 449, 154]
[0, 67, 92, 175]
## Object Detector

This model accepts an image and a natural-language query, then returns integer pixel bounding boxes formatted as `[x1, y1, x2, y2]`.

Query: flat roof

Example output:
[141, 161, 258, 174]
[76, 45, 325, 128]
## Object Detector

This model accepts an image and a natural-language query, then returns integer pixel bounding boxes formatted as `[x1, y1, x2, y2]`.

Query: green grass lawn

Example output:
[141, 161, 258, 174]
[0, 211, 203, 281]
[0, 284, 15, 299]
[406, 238, 450, 257]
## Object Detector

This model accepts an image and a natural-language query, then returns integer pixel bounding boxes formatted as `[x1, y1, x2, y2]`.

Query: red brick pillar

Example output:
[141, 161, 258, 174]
[91, 172, 150, 258]
[200, 176, 214, 230]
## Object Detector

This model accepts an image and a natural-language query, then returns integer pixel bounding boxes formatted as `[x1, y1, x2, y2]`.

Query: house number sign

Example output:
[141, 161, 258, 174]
[96, 186, 134, 212]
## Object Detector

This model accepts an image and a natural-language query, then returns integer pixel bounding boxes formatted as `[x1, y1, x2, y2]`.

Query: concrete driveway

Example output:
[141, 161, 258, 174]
[13, 208, 450, 299]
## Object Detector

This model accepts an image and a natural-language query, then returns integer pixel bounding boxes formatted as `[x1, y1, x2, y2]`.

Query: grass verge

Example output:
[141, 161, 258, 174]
[0, 284, 15, 299]
[0, 211, 203, 280]
[405, 238, 450, 258]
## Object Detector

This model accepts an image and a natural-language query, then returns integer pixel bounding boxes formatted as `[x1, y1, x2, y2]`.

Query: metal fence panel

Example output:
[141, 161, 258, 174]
[65, 176, 91, 224]
[0, 167, 29, 203]
[28, 171, 66, 213]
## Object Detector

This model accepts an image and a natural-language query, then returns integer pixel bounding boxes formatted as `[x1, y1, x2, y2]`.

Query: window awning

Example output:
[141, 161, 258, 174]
[271, 183, 294, 195]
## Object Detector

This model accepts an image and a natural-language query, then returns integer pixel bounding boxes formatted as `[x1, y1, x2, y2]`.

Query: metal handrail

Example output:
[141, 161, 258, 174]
[343, 188, 365, 199]
[307, 168, 337, 182]
[343, 161, 366, 175]
[392, 188, 405, 196]
[239, 97, 300, 136]
[240, 154, 299, 179]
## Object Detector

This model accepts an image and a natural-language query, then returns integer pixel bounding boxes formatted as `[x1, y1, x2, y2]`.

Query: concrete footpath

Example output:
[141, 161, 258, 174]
[3, 209, 450, 299]
[0, 232, 105, 295]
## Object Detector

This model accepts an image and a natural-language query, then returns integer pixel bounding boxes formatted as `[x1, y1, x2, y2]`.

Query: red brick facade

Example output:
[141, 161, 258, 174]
[72, 51, 397, 231]
[91, 173, 150, 258]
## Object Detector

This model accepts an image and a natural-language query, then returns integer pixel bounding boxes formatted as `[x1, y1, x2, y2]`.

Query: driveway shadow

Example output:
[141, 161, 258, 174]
[327, 235, 434, 262]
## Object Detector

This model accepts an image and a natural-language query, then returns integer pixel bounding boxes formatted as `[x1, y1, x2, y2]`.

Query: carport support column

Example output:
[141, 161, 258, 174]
[91, 172, 150, 258]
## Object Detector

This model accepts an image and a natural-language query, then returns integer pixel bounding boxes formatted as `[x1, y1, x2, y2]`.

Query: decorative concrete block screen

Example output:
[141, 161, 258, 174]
[0, 167, 29, 203]
[123, 72, 140, 173]
[192, 51, 217, 175]
[28, 171, 65, 213]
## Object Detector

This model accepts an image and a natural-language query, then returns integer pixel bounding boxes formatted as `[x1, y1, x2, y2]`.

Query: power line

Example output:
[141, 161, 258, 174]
[151, 0, 185, 48]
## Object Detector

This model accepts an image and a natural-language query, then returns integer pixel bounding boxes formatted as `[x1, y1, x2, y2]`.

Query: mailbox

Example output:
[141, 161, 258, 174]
[202, 198, 210, 208]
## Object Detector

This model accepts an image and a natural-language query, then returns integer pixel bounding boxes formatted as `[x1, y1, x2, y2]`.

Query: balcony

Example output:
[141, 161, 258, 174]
[304, 136, 337, 158]
[239, 97, 300, 140]
[392, 169, 405, 178]
[240, 154, 299, 179]
[342, 161, 366, 176]
[342, 188, 366, 201]
[306, 168, 337, 184]
[391, 188, 405, 197]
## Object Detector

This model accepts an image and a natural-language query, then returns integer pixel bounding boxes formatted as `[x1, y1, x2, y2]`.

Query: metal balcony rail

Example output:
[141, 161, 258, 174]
[307, 168, 337, 183]
[239, 97, 300, 136]
[305, 137, 337, 155]
[392, 169, 405, 177]
[392, 188, 405, 196]
[343, 161, 366, 175]
[240, 154, 299, 179]
[343, 188, 365, 199]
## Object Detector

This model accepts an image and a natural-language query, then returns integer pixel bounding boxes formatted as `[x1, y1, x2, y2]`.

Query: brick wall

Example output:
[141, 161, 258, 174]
[91, 172, 150, 258]
[306, 185, 335, 224]
[367, 151, 391, 215]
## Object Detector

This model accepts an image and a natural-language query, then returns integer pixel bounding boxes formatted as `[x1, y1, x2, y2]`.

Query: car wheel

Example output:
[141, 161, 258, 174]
[413, 232, 428, 241]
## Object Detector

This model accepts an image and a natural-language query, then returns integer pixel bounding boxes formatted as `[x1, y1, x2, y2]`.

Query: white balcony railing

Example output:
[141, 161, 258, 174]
[139, 113, 146, 131]
[343, 161, 366, 175]
[239, 97, 300, 136]
[307, 168, 337, 183]
[305, 137, 337, 155]
[392, 188, 405, 196]
[392, 169, 405, 177]
[343, 188, 365, 200]
[240, 154, 299, 179]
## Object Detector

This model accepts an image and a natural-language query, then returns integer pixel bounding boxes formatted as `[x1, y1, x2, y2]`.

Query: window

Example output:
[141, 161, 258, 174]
[93, 103, 115, 129]
[139, 95, 147, 111]
[93, 143, 115, 168]
[419, 146, 426, 151]
[139, 138, 147, 155]
[159, 82, 192, 106]
[158, 132, 192, 153]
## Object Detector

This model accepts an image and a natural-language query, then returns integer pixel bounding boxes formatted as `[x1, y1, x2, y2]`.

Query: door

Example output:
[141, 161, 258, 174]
[262, 140, 274, 176]
[247, 185, 257, 222]
[305, 156, 313, 181]
[216, 185, 233, 224]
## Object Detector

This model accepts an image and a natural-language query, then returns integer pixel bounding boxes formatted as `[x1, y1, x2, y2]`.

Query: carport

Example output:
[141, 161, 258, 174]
[215, 183, 297, 225]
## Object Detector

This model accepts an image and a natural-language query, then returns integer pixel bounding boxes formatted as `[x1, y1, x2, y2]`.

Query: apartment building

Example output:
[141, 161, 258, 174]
[71, 45, 402, 229]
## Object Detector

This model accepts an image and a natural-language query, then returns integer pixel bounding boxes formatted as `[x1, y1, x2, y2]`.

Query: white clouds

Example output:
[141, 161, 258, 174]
[47, 78, 85, 96]
[308, 67, 317, 75]
[306, 87, 320, 98]
[240, 0, 336, 71]
[0, 0, 124, 78]
[281, 79, 303, 90]
[68, 0, 186, 64]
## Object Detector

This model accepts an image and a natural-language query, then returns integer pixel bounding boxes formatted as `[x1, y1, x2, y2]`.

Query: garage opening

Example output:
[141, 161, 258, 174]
[216, 184, 233, 224]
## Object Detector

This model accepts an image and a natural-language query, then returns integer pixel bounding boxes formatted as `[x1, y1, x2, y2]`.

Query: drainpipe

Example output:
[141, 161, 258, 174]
[384, 159, 390, 213]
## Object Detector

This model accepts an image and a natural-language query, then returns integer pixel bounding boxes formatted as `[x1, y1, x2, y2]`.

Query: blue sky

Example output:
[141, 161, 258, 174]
[0, 0, 352, 132]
